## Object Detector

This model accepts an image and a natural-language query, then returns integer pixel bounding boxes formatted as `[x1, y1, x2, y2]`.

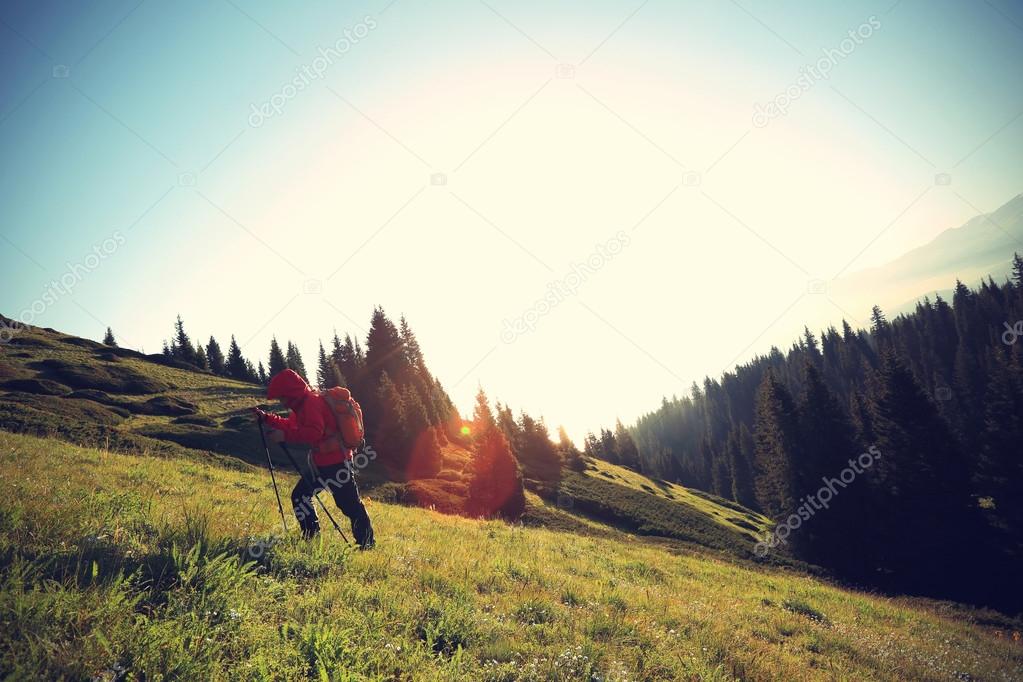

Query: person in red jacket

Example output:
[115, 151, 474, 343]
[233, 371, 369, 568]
[254, 369, 375, 547]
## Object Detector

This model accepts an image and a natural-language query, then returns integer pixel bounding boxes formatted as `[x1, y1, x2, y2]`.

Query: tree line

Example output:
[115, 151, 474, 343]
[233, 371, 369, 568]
[589, 254, 1023, 611]
[155, 308, 577, 515]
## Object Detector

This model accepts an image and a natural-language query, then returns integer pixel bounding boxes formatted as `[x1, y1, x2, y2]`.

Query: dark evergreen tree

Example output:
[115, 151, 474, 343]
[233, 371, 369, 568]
[172, 315, 197, 365]
[226, 336, 254, 383]
[316, 341, 343, 389]
[868, 352, 978, 595]
[194, 342, 209, 371]
[103, 327, 117, 346]
[365, 307, 407, 384]
[613, 419, 641, 471]
[557, 425, 586, 472]
[729, 425, 757, 508]
[373, 372, 407, 474]
[268, 337, 287, 378]
[752, 372, 800, 518]
[206, 336, 226, 376]
[466, 393, 525, 520]
[796, 362, 867, 566]
[517, 412, 562, 486]
[285, 341, 308, 382]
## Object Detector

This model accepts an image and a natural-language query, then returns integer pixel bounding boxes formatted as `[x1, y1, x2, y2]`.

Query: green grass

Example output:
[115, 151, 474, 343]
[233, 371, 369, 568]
[1, 430, 1021, 681]
[2, 322, 1023, 679]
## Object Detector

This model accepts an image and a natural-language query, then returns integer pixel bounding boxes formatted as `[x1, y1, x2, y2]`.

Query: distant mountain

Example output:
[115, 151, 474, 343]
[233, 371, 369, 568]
[831, 193, 1023, 317]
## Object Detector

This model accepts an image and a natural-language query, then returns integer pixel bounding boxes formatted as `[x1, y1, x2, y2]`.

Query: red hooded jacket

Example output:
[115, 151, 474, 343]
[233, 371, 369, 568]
[263, 369, 351, 467]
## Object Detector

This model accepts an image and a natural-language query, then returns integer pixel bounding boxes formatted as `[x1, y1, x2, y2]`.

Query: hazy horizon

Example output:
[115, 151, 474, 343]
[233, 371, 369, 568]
[2, 0, 1022, 439]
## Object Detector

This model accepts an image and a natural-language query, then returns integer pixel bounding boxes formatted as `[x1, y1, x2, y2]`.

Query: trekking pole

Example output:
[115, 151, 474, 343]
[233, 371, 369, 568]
[277, 441, 351, 545]
[257, 418, 289, 533]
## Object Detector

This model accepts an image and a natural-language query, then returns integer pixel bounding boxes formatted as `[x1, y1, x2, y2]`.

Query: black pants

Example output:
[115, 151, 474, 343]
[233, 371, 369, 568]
[291, 461, 375, 548]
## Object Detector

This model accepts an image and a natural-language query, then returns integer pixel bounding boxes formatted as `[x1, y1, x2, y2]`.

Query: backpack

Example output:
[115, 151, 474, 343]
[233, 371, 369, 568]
[320, 387, 365, 449]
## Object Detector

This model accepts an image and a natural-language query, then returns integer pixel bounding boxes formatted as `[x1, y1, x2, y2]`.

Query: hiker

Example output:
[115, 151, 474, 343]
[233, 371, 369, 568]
[254, 369, 375, 548]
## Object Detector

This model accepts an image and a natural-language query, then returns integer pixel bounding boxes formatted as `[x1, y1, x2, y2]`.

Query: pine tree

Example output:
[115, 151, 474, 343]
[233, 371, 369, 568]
[402, 384, 441, 478]
[613, 419, 641, 471]
[226, 336, 252, 382]
[978, 352, 1023, 531]
[729, 425, 757, 508]
[517, 412, 562, 485]
[796, 362, 866, 565]
[598, 428, 619, 464]
[869, 352, 978, 591]
[172, 315, 198, 365]
[400, 315, 424, 370]
[316, 342, 332, 389]
[257, 361, 268, 385]
[102, 327, 117, 346]
[472, 387, 495, 432]
[365, 307, 408, 384]
[466, 421, 525, 519]
[374, 372, 407, 474]
[557, 425, 586, 471]
[206, 336, 226, 376]
[752, 372, 801, 518]
[243, 359, 259, 383]
[285, 341, 308, 382]
[495, 402, 520, 453]
[268, 337, 287, 378]
[194, 342, 209, 371]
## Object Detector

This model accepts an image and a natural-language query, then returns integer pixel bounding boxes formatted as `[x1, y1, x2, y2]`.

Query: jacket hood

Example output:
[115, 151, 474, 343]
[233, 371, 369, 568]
[267, 369, 311, 401]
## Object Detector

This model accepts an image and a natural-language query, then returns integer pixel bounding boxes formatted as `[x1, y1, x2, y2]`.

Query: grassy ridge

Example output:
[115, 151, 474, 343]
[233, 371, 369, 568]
[1, 430, 1021, 681]
[0, 323, 775, 560]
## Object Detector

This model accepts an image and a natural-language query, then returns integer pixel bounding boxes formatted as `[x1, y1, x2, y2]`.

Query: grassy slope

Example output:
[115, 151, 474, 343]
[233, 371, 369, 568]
[2, 430, 1021, 681]
[0, 325, 773, 561]
[3, 323, 1022, 679]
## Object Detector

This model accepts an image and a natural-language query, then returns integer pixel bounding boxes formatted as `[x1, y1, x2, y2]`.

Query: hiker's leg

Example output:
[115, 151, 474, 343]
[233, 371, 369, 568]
[291, 476, 320, 538]
[332, 470, 374, 548]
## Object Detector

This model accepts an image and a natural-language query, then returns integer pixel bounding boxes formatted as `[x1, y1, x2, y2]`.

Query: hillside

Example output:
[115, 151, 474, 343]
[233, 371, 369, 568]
[2, 320, 1022, 679]
[0, 319, 778, 565]
[2, 429, 1021, 680]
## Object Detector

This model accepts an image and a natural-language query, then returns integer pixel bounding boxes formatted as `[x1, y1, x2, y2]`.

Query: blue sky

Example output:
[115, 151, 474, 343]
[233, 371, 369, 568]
[2, 0, 1022, 438]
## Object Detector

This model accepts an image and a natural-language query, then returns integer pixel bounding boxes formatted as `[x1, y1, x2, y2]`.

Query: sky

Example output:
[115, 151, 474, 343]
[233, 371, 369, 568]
[1, 0, 1022, 441]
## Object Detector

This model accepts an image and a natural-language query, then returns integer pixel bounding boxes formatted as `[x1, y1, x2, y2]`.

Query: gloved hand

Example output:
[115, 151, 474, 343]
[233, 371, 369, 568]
[252, 407, 269, 422]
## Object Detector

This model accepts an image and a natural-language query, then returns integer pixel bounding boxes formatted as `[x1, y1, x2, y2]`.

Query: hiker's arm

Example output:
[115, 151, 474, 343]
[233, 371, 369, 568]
[276, 410, 327, 445]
